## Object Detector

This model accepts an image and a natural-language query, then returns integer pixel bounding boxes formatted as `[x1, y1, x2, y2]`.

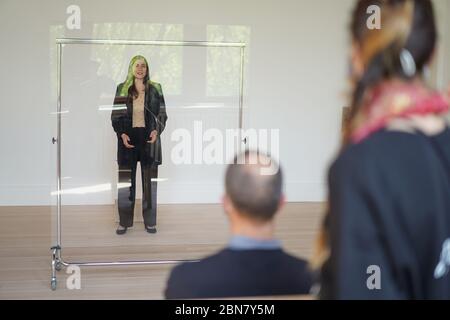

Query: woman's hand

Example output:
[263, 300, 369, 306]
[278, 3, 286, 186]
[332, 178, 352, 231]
[121, 133, 135, 149]
[148, 130, 158, 144]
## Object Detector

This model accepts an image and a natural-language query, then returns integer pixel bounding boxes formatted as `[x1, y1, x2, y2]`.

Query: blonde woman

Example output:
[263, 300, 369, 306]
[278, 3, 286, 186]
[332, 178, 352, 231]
[111, 56, 168, 235]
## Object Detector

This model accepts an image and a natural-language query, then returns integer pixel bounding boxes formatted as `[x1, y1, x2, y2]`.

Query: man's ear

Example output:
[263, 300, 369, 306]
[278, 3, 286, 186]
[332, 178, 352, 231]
[222, 194, 231, 216]
[276, 194, 286, 215]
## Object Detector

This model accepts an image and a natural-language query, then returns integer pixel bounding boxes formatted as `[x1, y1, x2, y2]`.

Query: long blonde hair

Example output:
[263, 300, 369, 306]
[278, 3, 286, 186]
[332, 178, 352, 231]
[118, 55, 150, 97]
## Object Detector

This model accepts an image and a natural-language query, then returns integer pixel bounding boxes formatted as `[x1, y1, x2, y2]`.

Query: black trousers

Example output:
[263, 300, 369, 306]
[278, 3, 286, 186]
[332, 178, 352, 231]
[117, 128, 158, 228]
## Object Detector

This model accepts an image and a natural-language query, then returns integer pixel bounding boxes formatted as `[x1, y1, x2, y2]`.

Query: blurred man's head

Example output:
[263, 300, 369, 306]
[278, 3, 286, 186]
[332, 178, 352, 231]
[223, 151, 284, 237]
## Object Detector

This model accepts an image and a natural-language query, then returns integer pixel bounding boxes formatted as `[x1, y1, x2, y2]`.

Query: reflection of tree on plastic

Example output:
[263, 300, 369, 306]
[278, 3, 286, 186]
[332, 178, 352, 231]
[61, 52, 116, 188]
[207, 25, 250, 97]
[80, 60, 116, 107]
[90, 23, 183, 95]
[76, 59, 116, 173]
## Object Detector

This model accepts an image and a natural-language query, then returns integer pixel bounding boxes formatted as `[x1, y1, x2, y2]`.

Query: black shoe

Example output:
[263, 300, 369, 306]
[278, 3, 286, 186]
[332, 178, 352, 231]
[145, 225, 157, 234]
[116, 226, 128, 235]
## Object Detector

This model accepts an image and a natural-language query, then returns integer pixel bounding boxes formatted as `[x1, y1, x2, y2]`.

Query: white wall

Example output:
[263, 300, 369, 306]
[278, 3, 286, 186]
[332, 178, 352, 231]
[0, 0, 448, 206]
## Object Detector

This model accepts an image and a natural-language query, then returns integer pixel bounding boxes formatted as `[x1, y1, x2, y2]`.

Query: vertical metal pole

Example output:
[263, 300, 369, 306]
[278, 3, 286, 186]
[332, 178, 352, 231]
[56, 43, 62, 249]
[239, 46, 245, 131]
[51, 42, 63, 290]
[238, 46, 246, 155]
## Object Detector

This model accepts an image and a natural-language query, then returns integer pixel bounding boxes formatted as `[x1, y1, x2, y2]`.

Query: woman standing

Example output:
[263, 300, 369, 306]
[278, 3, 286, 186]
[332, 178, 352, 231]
[316, 0, 450, 299]
[111, 55, 168, 235]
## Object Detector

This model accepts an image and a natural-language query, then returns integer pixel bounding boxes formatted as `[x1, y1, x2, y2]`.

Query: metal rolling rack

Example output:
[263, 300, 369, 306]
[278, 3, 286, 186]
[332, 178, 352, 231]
[51, 38, 246, 290]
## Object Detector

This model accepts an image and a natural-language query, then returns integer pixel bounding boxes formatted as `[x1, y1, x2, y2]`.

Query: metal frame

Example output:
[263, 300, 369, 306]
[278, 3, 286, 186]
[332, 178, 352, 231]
[50, 38, 246, 290]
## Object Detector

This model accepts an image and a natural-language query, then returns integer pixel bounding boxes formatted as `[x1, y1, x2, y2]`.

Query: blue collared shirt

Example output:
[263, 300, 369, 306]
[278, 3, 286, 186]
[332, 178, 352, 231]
[228, 235, 282, 251]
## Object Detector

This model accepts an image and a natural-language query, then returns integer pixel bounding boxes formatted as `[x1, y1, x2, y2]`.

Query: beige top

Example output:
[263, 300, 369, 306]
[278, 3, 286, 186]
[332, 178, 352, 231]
[132, 94, 145, 128]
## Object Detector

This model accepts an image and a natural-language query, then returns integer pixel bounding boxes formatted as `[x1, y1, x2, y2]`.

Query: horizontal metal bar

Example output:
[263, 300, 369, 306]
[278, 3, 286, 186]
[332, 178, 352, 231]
[60, 258, 198, 267]
[56, 38, 246, 48]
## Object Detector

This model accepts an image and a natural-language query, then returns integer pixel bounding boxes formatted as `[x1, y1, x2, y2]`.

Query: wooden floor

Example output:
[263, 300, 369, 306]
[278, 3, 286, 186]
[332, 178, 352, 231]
[0, 203, 324, 299]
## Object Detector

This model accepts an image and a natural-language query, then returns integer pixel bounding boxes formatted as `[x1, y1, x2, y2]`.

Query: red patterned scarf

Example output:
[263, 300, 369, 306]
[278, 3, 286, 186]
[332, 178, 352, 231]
[351, 81, 449, 143]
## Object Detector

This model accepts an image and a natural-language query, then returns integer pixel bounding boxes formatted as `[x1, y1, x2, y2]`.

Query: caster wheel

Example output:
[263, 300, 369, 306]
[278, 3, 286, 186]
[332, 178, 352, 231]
[55, 262, 62, 271]
[51, 279, 57, 291]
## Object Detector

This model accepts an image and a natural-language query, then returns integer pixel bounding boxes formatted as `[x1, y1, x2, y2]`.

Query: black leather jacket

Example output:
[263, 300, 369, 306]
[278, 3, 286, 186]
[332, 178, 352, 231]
[111, 82, 168, 167]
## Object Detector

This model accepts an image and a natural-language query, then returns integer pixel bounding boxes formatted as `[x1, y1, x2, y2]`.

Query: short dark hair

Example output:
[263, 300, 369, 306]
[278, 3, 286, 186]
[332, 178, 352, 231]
[225, 150, 283, 222]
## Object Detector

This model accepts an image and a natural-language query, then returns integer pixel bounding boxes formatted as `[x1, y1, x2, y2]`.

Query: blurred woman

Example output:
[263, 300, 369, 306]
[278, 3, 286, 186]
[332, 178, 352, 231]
[316, 0, 450, 299]
[111, 55, 168, 235]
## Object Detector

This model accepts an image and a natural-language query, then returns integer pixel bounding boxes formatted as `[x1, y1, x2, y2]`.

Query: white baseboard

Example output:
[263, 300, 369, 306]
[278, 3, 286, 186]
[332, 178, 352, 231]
[0, 181, 326, 206]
